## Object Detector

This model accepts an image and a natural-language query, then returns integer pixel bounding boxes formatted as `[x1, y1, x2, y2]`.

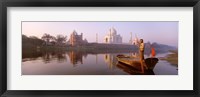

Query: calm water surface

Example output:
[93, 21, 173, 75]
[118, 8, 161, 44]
[22, 51, 178, 75]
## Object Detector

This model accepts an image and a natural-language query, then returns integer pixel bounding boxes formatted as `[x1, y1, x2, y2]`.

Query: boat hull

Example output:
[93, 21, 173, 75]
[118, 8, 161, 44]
[116, 55, 159, 70]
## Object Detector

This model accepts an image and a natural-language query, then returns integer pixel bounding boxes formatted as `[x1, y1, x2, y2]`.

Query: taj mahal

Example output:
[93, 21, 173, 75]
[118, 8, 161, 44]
[104, 27, 122, 44]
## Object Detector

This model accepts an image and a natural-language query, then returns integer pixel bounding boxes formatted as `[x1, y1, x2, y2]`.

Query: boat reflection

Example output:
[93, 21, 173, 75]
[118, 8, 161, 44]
[116, 62, 155, 75]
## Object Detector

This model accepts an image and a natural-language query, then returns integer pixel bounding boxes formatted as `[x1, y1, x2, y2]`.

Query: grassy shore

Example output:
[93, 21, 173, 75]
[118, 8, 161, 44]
[160, 50, 178, 66]
[23, 43, 138, 53]
[22, 44, 137, 59]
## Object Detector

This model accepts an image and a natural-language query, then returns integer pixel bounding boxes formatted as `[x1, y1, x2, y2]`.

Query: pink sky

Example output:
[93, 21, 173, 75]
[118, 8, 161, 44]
[22, 21, 178, 47]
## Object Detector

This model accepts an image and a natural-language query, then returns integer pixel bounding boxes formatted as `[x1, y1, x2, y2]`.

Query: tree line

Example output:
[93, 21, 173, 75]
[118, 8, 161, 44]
[22, 33, 67, 52]
[22, 33, 67, 47]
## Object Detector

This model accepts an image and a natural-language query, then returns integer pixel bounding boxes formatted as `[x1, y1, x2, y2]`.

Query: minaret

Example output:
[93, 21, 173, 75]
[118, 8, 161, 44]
[96, 33, 98, 43]
[134, 34, 138, 45]
[96, 54, 98, 64]
[130, 32, 132, 44]
[109, 29, 112, 43]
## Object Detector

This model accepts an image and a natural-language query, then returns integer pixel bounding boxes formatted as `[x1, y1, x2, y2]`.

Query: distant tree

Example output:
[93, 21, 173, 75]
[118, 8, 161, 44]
[22, 34, 30, 47]
[22, 34, 28, 43]
[41, 33, 54, 45]
[22, 34, 44, 54]
[29, 36, 43, 46]
[55, 35, 67, 46]
[22, 34, 28, 39]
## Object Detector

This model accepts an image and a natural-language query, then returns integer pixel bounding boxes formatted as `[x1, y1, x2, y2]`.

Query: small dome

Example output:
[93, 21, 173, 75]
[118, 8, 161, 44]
[72, 30, 77, 35]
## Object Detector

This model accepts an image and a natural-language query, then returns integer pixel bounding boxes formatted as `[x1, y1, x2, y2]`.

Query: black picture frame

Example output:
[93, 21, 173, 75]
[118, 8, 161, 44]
[0, 0, 199, 97]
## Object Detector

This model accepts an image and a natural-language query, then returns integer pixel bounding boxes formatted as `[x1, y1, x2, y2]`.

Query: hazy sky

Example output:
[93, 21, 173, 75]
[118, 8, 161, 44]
[22, 21, 178, 47]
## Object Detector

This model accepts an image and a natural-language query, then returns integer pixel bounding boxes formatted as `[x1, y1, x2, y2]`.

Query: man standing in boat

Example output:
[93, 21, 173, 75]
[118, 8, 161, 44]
[139, 39, 145, 61]
[139, 39, 148, 70]
[133, 36, 145, 60]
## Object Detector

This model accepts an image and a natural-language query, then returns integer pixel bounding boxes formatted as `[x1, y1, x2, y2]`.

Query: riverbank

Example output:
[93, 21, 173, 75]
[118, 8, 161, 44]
[22, 44, 137, 58]
[23, 43, 138, 52]
[160, 50, 178, 66]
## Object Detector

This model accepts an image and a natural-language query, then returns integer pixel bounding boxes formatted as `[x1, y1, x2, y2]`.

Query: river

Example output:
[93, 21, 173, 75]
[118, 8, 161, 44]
[22, 51, 178, 75]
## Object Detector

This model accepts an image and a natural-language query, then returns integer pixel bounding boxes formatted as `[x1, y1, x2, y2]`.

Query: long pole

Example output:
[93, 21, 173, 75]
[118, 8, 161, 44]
[96, 33, 98, 43]
[130, 32, 132, 44]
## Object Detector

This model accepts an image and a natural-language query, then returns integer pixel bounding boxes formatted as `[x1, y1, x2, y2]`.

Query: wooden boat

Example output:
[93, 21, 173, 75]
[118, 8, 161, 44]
[116, 54, 159, 70]
[145, 57, 159, 69]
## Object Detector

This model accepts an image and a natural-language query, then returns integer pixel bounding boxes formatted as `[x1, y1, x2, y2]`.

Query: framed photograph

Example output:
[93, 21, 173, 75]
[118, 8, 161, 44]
[0, 0, 199, 97]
